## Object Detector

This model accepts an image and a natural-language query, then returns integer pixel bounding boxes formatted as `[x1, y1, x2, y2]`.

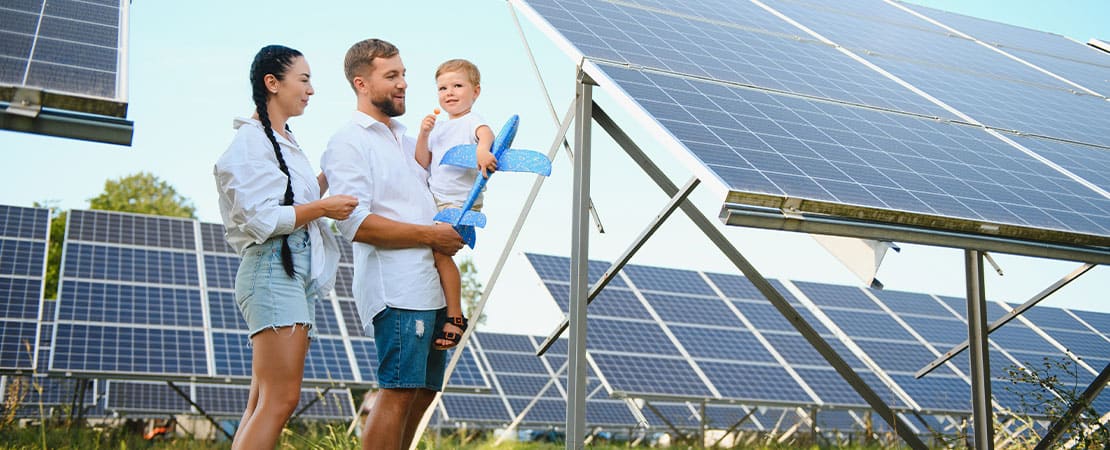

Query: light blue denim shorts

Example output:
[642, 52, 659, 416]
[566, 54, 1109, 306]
[234, 228, 317, 339]
[372, 306, 447, 391]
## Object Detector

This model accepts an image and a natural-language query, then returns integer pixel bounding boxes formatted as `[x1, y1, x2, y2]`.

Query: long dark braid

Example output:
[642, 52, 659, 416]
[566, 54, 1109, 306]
[250, 45, 303, 278]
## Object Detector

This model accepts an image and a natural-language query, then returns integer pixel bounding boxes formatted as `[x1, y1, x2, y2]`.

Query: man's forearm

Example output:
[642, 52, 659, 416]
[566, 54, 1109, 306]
[353, 214, 430, 249]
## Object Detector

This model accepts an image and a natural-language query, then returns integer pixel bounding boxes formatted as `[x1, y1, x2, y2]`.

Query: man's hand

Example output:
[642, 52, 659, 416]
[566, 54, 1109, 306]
[426, 223, 464, 256]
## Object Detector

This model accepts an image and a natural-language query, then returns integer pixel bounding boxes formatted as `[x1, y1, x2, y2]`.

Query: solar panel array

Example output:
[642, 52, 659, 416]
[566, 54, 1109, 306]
[517, 0, 1110, 247]
[49, 208, 490, 391]
[0, 205, 49, 373]
[439, 332, 639, 428]
[105, 380, 355, 420]
[0, 0, 127, 103]
[524, 253, 1110, 420]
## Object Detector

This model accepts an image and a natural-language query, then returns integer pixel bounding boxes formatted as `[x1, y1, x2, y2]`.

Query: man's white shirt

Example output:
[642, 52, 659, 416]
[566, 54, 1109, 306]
[321, 111, 445, 335]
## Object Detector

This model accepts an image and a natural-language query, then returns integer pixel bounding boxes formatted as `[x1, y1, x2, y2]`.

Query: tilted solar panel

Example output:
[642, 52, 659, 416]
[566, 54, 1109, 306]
[0, 0, 128, 116]
[0, 205, 49, 373]
[516, 0, 1110, 251]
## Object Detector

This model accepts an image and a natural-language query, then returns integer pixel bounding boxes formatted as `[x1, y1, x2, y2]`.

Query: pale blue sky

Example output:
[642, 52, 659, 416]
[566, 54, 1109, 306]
[2, 1, 1107, 335]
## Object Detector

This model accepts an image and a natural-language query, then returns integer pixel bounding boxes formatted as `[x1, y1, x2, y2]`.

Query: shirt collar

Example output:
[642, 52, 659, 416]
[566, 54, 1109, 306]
[233, 116, 299, 149]
[351, 111, 407, 136]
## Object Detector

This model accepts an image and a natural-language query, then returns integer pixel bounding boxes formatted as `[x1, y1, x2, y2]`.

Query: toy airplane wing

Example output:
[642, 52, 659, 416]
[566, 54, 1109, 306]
[497, 149, 551, 175]
[439, 144, 478, 169]
[438, 145, 551, 176]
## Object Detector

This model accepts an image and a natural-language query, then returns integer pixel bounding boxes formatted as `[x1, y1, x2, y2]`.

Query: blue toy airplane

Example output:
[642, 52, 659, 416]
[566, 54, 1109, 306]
[435, 115, 551, 248]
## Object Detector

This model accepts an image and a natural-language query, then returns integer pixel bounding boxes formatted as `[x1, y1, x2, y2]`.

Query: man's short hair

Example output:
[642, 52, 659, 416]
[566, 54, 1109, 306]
[344, 39, 399, 90]
[435, 59, 480, 86]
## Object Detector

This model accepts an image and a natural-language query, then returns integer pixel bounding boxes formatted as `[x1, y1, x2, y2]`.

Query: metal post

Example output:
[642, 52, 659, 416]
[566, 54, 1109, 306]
[965, 250, 994, 450]
[1034, 360, 1110, 450]
[566, 70, 595, 450]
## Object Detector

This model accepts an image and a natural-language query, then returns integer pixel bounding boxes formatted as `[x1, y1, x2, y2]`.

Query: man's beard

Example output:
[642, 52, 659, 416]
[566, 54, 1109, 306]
[372, 93, 405, 117]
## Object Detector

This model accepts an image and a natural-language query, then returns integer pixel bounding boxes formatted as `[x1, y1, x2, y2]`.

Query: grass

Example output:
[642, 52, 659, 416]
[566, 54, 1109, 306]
[0, 422, 921, 449]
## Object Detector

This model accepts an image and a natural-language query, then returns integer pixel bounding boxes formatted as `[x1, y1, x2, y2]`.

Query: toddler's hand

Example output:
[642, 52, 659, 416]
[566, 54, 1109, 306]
[477, 151, 498, 178]
[419, 113, 437, 136]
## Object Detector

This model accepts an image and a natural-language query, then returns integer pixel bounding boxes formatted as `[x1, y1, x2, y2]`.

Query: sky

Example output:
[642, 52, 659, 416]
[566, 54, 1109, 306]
[2, 0, 1108, 337]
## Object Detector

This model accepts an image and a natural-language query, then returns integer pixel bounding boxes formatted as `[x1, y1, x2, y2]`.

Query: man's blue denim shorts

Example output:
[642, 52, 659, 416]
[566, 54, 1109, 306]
[372, 306, 447, 391]
[234, 228, 318, 340]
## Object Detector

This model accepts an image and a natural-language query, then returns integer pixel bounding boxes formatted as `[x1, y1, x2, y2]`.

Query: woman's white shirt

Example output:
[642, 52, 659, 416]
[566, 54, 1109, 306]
[214, 117, 339, 297]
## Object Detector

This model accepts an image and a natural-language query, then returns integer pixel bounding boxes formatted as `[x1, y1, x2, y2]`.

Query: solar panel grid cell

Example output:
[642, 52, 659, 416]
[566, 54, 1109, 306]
[52, 323, 206, 375]
[901, 2, 1110, 66]
[699, 361, 812, 403]
[0, 320, 37, 370]
[764, 0, 1082, 89]
[871, 289, 954, 318]
[668, 325, 776, 363]
[0, 278, 43, 320]
[59, 281, 202, 327]
[441, 393, 511, 422]
[590, 353, 711, 397]
[0, 240, 47, 277]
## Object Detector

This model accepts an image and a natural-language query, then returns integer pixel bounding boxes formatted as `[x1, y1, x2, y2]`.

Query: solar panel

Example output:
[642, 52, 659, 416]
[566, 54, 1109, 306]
[1067, 310, 1110, 339]
[440, 393, 512, 423]
[51, 209, 372, 385]
[524, 0, 955, 118]
[0, 376, 97, 418]
[517, 0, 1110, 251]
[899, 2, 1110, 68]
[47, 210, 493, 390]
[0, 205, 49, 373]
[597, 63, 1110, 242]
[204, 385, 355, 419]
[0, 0, 128, 115]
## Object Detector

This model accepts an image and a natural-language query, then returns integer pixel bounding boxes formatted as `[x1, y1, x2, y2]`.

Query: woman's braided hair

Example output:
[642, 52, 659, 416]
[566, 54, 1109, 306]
[250, 45, 302, 278]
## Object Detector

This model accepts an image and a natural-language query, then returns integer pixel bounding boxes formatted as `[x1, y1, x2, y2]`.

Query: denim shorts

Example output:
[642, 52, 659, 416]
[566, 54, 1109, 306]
[234, 228, 317, 339]
[372, 306, 447, 391]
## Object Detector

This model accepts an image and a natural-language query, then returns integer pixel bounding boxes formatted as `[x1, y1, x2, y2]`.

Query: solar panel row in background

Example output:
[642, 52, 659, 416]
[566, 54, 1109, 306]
[524, 253, 1110, 422]
[0, 205, 50, 373]
[51, 208, 491, 391]
[105, 380, 355, 420]
[516, 0, 1110, 249]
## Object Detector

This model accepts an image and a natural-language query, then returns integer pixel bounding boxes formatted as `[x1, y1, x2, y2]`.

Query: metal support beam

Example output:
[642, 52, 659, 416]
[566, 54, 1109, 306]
[965, 250, 994, 450]
[593, 103, 928, 450]
[290, 386, 331, 422]
[1, 105, 133, 146]
[566, 70, 595, 450]
[166, 381, 233, 440]
[1034, 361, 1110, 450]
[536, 176, 699, 356]
[917, 263, 1096, 378]
[720, 204, 1110, 264]
[711, 407, 757, 447]
[642, 401, 689, 441]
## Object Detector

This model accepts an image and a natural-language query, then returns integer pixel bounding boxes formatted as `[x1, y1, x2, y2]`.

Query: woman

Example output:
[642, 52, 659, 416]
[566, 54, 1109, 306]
[214, 45, 357, 449]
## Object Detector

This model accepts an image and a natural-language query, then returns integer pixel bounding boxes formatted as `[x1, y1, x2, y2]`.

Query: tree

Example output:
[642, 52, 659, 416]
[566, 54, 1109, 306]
[39, 173, 195, 299]
[87, 172, 196, 218]
[459, 256, 486, 325]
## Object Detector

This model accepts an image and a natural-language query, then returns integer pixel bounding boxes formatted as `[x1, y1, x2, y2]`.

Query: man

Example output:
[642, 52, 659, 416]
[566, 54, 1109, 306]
[321, 38, 466, 450]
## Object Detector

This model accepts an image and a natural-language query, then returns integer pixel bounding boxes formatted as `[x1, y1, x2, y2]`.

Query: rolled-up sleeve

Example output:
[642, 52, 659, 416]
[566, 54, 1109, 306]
[322, 134, 374, 242]
[216, 160, 297, 244]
